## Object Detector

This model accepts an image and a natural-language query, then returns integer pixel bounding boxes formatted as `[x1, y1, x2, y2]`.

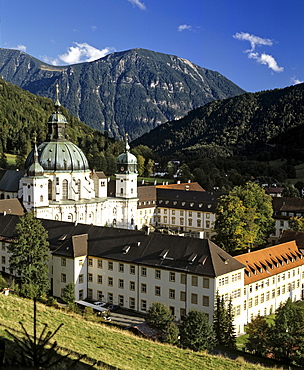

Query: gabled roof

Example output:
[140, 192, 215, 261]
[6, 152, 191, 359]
[0, 214, 243, 278]
[279, 229, 304, 248]
[234, 241, 304, 285]
[0, 170, 24, 192]
[0, 199, 24, 216]
[137, 186, 156, 205]
[272, 197, 304, 212]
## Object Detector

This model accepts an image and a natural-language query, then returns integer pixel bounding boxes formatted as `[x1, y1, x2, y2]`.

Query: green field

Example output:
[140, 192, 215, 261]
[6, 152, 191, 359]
[0, 294, 281, 370]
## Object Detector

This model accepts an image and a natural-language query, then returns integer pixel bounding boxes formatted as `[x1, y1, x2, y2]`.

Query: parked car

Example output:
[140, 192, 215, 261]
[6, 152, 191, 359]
[108, 304, 120, 311]
[93, 301, 107, 307]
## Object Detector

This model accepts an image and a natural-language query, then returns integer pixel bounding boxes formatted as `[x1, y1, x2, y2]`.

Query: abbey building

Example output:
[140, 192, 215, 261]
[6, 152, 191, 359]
[19, 92, 138, 230]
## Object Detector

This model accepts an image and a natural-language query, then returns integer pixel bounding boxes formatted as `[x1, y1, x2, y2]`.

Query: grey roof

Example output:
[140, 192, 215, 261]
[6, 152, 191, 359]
[273, 197, 304, 213]
[0, 170, 24, 192]
[0, 214, 244, 277]
[156, 188, 224, 213]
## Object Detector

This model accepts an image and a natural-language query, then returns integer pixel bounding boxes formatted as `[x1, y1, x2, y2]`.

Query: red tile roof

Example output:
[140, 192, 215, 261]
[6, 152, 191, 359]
[234, 241, 304, 285]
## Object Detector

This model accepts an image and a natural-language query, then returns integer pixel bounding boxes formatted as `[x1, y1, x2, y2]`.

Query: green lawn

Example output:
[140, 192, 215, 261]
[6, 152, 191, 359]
[0, 294, 275, 370]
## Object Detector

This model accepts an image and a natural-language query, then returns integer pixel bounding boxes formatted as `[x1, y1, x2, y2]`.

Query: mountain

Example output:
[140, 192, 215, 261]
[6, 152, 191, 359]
[132, 83, 304, 159]
[0, 77, 124, 173]
[0, 48, 245, 140]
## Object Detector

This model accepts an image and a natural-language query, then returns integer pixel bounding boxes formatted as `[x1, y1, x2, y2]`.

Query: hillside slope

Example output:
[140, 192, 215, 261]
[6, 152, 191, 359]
[0, 48, 245, 140]
[132, 83, 304, 159]
[0, 294, 274, 370]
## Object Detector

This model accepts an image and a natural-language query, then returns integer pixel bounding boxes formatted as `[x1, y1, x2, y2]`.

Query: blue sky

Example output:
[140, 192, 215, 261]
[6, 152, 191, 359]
[1, 0, 303, 92]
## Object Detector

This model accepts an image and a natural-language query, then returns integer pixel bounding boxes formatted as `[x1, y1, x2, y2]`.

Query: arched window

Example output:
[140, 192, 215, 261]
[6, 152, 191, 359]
[0, 193, 4, 199]
[120, 188, 123, 195]
[48, 180, 52, 200]
[62, 179, 68, 200]
[67, 213, 73, 222]
[28, 195, 31, 203]
[40, 195, 43, 202]
[113, 218, 116, 226]
[6, 195, 10, 199]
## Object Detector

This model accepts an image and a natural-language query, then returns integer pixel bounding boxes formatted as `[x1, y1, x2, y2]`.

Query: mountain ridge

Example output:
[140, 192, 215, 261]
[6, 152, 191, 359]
[0, 47, 245, 140]
[132, 83, 304, 159]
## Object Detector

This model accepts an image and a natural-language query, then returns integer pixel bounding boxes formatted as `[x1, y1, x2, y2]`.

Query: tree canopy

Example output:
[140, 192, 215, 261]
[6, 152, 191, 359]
[180, 309, 216, 351]
[8, 212, 50, 298]
[213, 182, 274, 253]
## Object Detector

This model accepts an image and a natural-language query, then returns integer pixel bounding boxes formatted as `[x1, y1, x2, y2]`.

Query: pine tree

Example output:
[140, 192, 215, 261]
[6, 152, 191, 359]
[180, 309, 216, 351]
[225, 297, 236, 348]
[8, 212, 50, 299]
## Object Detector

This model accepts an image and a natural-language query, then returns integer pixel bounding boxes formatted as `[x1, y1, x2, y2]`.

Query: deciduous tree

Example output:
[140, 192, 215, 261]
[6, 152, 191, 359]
[213, 182, 274, 252]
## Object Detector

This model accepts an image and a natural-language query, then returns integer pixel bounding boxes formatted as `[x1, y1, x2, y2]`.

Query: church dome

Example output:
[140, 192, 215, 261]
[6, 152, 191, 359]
[116, 150, 137, 165]
[25, 141, 89, 173]
[25, 85, 90, 173]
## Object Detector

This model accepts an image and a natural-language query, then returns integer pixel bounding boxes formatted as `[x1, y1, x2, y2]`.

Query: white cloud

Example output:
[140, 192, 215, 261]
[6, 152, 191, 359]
[248, 52, 284, 73]
[91, 26, 97, 32]
[7, 44, 27, 52]
[43, 43, 115, 65]
[127, 0, 146, 10]
[233, 32, 272, 51]
[233, 31, 283, 73]
[291, 77, 303, 85]
[178, 24, 192, 32]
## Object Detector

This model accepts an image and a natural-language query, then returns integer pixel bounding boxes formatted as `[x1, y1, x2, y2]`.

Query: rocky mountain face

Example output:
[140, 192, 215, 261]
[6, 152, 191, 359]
[0, 48, 245, 140]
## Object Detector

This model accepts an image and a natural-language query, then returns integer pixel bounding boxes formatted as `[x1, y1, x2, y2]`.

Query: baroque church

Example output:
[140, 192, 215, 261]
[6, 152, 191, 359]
[19, 89, 138, 230]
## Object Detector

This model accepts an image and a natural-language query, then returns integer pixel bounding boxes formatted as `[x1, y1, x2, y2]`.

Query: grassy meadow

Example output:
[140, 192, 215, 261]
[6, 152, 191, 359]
[0, 294, 284, 370]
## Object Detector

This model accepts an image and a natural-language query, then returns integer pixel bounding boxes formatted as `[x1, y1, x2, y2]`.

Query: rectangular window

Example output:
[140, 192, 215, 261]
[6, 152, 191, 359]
[218, 276, 229, 286]
[108, 277, 113, 286]
[1, 256, 5, 265]
[155, 286, 161, 296]
[119, 263, 124, 273]
[191, 293, 198, 304]
[97, 290, 103, 301]
[188, 219, 192, 226]
[98, 259, 102, 269]
[266, 291, 270, 301]
[88, 258, 93, 267]
[232, 272, 241, 282]
[88, 289, 93, 299]
[61, 273, 66, 283]
[129, 297, 135, 309]
[197, 220, 201, 227]
[130, 265, 135, 275]
[254, 296, 258, 306]
[181, 274, 186, 284]
[155, 270, 161, 279]
[118, 295, 124, 306]
[169, 289, 175, 299]
[119, 279, 124, 289]
[277, 287, 280, 296]
[1, 243, 5, 251]
[141, 267, 147, 276]
[180, 211, 184, 216]
[260, 293, 264, 303]
[191, 276, 198, 286]
[130, 281, 135, 291]
[169, 272, 175, 282]
[141, 300, 147, 311]
[78, 290, 83, 300]
[180, 291, 186, 301]
[180, 218, 184, 225]
[61, 258, 66, 267]
[203, 278, 210, 289]
[232, 289, 241, 300]
[282, 285, 286, 294]
[272, 289, 275, 299]
[203, 295, 209, 307]
[172, 217, 175, 224]
[141, 283, 147, 293]
[79, 274, 83, 284]
[180, 308, 186, 319]
[108, 293, 113, 303]
[98, 275, 102, 284]
[108, 261, 113, 271]
[248, 298, 253, 308]
[88, 273, 93, 282]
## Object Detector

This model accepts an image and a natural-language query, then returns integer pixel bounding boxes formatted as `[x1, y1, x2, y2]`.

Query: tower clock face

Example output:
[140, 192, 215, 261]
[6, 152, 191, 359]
[120, 166, 125, 172]
[130, 166, 134, 172]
